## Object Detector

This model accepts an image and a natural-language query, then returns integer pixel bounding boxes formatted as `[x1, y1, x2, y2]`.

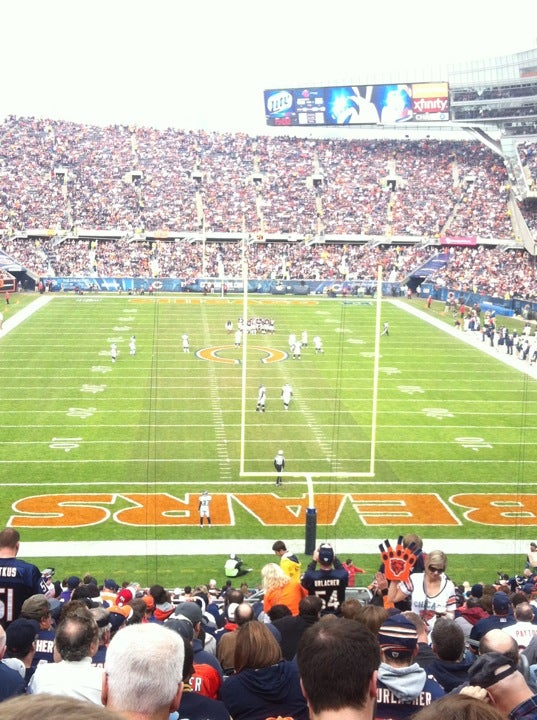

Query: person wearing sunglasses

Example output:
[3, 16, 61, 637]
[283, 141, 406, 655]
[387, 549, 457, 631]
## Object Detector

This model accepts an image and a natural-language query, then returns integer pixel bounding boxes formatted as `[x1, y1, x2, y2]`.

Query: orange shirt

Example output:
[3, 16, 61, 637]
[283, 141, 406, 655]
[263, 579, 308, 616]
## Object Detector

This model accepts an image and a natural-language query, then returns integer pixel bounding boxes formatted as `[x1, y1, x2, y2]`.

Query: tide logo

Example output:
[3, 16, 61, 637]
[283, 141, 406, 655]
[196, 345, 288, 364]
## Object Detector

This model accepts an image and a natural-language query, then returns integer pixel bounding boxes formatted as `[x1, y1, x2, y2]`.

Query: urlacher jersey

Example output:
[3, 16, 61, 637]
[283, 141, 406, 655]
[301, 567, 348, 615]
[0, 558, 47, 629]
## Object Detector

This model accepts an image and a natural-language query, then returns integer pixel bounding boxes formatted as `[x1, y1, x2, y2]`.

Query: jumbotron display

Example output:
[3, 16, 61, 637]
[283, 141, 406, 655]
[264, 82, 449, 126]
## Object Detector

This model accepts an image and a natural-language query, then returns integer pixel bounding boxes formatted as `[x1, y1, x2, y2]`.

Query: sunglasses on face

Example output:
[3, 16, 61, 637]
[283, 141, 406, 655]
[428, 566, 444, 573]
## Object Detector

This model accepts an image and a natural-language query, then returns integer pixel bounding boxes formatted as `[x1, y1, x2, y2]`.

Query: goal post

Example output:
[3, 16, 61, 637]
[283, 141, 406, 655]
[238, 263, 383, 480]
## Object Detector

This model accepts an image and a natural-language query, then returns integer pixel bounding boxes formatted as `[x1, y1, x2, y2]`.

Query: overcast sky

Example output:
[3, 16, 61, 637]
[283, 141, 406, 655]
[1, 0, 536, 134]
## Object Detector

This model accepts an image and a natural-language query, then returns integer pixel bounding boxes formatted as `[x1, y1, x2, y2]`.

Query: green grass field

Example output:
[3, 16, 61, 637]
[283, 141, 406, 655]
[1, 292, 536, 590]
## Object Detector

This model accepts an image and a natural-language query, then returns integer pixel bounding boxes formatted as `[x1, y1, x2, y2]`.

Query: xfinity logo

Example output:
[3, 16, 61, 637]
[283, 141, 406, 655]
[414, 97, 448, 113]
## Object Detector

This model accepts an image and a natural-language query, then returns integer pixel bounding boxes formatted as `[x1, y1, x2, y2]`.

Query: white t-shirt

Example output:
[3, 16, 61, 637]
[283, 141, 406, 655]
[398, 572, 457, 628]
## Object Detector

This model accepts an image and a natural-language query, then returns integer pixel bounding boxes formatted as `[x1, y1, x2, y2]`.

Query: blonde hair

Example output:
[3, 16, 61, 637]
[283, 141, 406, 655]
[427, 549, 448, 571]
[261, 563, 290, 592]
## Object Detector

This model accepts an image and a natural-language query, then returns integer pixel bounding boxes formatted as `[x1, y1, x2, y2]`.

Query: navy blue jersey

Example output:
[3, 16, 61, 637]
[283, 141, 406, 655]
[0, 558, 47, 628]
[301, 567, 348, 614]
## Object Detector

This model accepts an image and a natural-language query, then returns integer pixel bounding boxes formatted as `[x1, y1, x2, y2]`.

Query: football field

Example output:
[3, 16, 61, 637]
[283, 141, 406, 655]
[1, 292, 536, 588]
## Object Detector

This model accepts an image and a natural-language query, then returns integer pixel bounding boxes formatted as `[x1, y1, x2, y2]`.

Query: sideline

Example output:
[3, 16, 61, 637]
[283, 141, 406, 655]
[19, 538, 529, 558]
[0, 294, 54, 336]
[389, 298, 537, 381]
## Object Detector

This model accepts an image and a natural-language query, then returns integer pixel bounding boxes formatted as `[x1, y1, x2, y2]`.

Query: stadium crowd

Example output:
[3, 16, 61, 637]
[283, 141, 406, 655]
[3, 528, 537, 719]
[0, 115, 521, 239]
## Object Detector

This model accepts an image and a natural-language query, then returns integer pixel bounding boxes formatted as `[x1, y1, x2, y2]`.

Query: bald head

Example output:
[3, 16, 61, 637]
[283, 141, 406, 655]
[480, 629, 519, 662]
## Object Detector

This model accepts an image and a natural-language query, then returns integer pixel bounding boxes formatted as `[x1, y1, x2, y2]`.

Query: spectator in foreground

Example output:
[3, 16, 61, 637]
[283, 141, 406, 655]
[219, 620, 308, 720]
[0, 623, 25, 702]
[103, 623, 184, 720]
[273, 595, 322, 661]
[0, 528, 46, 629]
[375, 613, 445, 718]
[296, 617, 379, 720]
[28, 605, 103, 703]
[410, 692, 508, 720]
[0, 694, 126, 720]
[467, 651, 537, 720]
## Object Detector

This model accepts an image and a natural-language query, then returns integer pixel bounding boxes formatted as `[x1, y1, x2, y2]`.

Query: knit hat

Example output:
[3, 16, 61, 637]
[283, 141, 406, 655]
[318, 544, 334, 565]
[378, 613, 418, 659]
[468, 652, 518, 688]
[471, 583, 483, 599]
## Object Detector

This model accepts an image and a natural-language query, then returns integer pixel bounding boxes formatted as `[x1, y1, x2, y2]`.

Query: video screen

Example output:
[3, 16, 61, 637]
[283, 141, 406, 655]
[264, 81, 449, 126]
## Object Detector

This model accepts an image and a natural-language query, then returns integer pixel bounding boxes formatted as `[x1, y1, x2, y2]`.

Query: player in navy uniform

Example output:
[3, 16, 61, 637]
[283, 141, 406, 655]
[301, 543, 348, 615]
[0, 528, 47, 629]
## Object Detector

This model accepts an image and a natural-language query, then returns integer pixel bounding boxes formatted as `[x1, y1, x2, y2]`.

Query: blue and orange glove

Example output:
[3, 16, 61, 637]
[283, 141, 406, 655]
[379, 535, 421, 583]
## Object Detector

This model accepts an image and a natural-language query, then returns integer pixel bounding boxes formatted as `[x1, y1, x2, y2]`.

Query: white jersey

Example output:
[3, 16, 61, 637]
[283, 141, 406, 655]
[281, 383, 293, 403]
[199, 494, 212, 517]
[257, 386, 266, 403]
[129, 336, 136, 355]
[234, 329, 242, 345]
[313, 335, 323, 350]
[182, 334, 190, 350]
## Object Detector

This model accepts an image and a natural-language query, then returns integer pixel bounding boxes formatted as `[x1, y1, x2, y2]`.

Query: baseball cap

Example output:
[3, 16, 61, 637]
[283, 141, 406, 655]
[378, 613, 418, 659]
[67, 575, 81, 589]
[174, 601, 203, 624]
[103, 578, 119, 591]
[226, 602, 239, 622]
[468, 652, 518, 688]
[21, 594, 52, 621]
[164, 617, 194, 641]
[492, 591, 511, 614]
[471, 583, 483, 599]
[116, 587, 134, 607]
[318, 543, 334, 565]
[5, 618, 40, 656]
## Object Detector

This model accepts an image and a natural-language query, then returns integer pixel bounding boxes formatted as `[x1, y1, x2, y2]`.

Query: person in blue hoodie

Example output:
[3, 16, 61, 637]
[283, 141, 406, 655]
[376, 613, 445, 719]
[219, 620, 308, 720]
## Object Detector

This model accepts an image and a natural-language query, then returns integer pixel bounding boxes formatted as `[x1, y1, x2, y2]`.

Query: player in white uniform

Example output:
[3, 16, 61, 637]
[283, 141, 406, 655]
[110, 343, 117, 362]
[301, 330, 308, 347]
[292, 340, 302, 360]
[281, 383, 293, 411]
[256, 384, 266, 412]
[288, 333, 297, 352]
[182, 334, 190, 352]
[234, 329, 242, 348]
[313, 335, 324, 354]
[199, 490, 212, 528]
[129, 335, 136, 356]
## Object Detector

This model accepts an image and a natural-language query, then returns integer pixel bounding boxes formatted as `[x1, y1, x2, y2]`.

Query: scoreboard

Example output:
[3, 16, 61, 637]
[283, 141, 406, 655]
[264, 82, 449, 127]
